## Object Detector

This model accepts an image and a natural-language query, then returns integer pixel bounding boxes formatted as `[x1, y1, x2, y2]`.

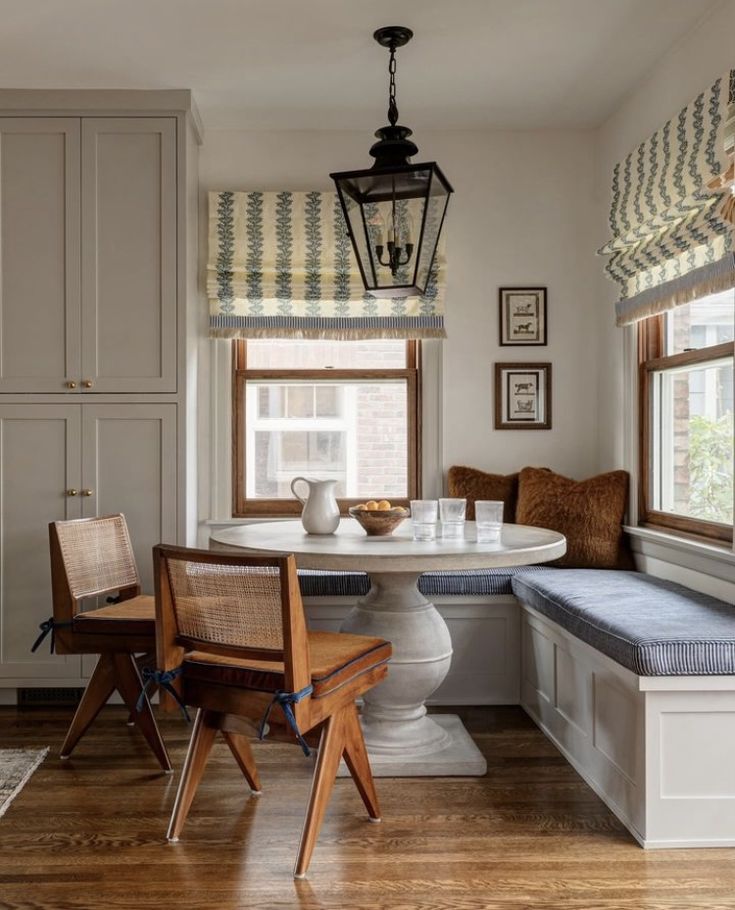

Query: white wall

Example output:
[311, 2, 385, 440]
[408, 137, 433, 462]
[595, 0, 735, 472]
[199, 126, 599, 509]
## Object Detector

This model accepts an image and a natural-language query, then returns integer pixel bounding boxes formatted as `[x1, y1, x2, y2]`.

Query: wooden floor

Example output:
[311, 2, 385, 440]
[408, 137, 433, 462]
[2, 706, 735, 910]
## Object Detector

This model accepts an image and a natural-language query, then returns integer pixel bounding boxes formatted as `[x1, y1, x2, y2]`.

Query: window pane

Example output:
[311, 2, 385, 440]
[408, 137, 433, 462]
[257, 386, 284, 418]
[666, 289, 735, 354]
[315, 385, 340, 417]
[246, 379, 408, 499]
[246, 339, 407, 369]
[286, 385, 314, 418]
[653, 358, 734, 525]
[253, 430, 345, 498]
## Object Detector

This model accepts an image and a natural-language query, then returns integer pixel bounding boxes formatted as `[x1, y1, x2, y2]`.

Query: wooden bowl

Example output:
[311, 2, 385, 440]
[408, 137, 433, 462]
[349, 506, 409, 537]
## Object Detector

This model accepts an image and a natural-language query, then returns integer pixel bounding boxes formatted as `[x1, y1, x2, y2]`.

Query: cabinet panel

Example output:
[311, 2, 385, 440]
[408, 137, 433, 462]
[81, 118, 177, 393]
[0, 406, 82, 678]
[0, 120, 81, 392]
[81, 404, 177, 593]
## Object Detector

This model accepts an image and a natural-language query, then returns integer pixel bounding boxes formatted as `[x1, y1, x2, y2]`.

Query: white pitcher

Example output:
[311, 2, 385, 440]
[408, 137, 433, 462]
[290, 477, 340, 535]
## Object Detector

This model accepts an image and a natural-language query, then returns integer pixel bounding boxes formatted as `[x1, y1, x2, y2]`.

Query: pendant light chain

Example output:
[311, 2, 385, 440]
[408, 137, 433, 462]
[387, 42, 399, 126]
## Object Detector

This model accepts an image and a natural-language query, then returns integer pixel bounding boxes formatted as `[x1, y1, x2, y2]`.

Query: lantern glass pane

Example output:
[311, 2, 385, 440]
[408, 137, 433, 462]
[339, 190, 375, 287]
[368, 194, 427, 292]
[414, 172, 451, 294]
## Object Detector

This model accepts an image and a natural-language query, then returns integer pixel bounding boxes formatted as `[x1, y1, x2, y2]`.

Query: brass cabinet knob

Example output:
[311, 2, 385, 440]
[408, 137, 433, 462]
[66, 381, 77, 389]
[81, 489, 94, 497]
[66, 489, 78, 497]
[81, 379, 93, 389]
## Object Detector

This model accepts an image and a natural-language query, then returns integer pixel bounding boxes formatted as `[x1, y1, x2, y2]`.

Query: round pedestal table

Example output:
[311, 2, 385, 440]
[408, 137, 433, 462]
[211, 519, 566, 777]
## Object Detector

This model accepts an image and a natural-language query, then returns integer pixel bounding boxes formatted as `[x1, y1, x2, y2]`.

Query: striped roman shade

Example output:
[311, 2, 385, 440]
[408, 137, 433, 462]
[207, 190, 446, 339]
[599, 69, 735, 326]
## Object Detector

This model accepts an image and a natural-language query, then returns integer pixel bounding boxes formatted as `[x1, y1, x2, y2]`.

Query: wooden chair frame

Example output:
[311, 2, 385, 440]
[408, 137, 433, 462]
[153, 544, 389, 878]
[48, 515, 171, 770]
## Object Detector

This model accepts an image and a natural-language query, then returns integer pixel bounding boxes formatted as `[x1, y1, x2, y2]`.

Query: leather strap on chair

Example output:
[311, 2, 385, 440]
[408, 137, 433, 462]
[31, 617, 74, 654]
[136, 666, 191, 722]
[258, 685, 314, 757]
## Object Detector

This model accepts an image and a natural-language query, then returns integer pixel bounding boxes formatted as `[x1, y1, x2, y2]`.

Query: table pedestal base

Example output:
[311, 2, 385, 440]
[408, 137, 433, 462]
[339, 571, 487, 777]
[337, 715, 487, 777]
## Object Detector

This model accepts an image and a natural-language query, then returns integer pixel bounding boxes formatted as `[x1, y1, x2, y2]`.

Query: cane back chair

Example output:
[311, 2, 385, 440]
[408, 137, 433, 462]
[41, 514, 171, 770]
[153, 545, 392, 878]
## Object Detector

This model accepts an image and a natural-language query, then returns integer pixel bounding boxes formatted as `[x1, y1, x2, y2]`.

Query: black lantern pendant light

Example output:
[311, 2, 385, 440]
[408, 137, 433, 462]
[331, 26, 453, 298]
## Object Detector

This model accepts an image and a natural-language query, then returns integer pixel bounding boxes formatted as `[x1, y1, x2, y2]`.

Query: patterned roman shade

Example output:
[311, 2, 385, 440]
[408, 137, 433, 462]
[599, 69, 735, 326]
[207, 191, 446, 339]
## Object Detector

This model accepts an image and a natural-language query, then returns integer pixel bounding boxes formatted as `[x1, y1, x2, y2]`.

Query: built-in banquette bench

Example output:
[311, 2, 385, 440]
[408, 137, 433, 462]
[299, 567, 735, 849]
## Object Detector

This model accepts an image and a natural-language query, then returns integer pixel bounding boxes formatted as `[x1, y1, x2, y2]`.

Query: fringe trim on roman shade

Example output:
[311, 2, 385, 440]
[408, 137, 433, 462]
[599, 69, 735, 326]
[207, 191, 446, 339]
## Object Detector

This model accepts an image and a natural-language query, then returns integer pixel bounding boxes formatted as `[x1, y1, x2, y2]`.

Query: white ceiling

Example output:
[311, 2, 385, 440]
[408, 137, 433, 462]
[0, 0, 719, 130]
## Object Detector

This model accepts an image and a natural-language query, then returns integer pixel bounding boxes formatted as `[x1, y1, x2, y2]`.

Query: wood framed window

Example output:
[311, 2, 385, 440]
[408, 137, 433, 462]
[638, 289, 734, 544]
[233, 339, 420, 516]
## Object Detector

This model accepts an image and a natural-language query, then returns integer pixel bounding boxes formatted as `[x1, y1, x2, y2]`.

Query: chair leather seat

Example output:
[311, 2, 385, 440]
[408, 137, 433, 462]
[183, 630, 392, 699]
[73, 595, 155, 636]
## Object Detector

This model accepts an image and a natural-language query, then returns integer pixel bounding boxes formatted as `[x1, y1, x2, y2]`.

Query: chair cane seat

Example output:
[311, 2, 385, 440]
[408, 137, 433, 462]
[183, 630, 391, 699]
[73, 594, 155, 636]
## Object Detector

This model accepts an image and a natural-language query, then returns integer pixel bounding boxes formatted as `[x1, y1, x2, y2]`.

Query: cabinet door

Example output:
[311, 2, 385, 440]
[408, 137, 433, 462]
[0, 406, 82, 679]
[0, 119, 81, 393]
[81, 118, 177, 393]
[81, 404, 177, 593]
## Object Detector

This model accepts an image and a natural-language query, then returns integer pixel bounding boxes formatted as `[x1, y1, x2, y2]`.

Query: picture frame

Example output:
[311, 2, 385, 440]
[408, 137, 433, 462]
[494, 362, 552, 430]
[499, 287, 547, 346]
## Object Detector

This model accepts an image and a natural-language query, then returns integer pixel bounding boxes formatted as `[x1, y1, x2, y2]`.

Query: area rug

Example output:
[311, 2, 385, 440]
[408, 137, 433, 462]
[0, 748, 48, 819]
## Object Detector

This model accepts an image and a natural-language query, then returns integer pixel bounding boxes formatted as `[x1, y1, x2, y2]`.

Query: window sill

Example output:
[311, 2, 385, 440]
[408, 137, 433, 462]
[624, 524, 735, 587]
[626, 524, 734, 561]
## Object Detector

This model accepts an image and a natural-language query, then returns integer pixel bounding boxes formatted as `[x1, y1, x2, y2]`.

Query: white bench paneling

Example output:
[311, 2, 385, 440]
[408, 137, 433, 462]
[519, 602, 735, 848]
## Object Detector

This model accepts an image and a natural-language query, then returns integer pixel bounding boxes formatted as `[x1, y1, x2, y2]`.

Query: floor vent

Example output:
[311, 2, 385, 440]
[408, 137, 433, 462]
[17, 687, 84, 707]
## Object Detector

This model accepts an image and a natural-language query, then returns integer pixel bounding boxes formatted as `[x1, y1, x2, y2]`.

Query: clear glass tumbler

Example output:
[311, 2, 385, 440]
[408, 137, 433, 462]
[475, 500, 504, 543]
[410, 500, 438, 541]
[439, 498, 467, 540]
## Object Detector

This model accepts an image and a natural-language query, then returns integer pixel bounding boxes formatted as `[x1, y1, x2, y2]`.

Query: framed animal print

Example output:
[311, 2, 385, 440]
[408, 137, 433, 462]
[499, 287, 547, 346]
[494, 362, 552, 430]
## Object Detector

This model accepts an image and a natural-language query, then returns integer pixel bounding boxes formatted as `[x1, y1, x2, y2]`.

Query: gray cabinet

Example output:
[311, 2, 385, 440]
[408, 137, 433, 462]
[0, 91, 198, 692]
[81, 119, 177, 393]
[0, 406, 82, 679]
[0, 116, 177, 394]
[0, 120, 81, 393]
[0, 403, 177, 680]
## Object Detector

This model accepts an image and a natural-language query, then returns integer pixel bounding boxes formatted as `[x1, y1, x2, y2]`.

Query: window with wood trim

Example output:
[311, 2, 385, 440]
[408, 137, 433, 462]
[233, 339, 420, 516]
[639, 289, 734, 543]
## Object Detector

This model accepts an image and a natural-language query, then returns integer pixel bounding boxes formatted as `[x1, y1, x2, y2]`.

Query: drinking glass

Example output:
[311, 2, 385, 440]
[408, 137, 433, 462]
[439, 498, 466, 540]
[410, 500, 438, 541]
[475, 500, 504, 543]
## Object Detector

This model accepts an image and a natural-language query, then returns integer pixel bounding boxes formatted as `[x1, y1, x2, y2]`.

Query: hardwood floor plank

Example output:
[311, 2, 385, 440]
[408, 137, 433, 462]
[2, 705, 735, 910]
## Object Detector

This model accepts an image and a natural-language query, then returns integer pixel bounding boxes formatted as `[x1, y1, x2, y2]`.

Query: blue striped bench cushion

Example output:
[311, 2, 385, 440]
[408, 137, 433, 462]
[512, 569, 735, 676]
[298, 565, 547, 598]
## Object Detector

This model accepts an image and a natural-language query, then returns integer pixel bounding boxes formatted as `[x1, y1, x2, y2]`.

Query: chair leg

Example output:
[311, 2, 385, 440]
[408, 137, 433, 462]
[222, 730, 261, 794]
[167, 708, 218, 842]
[294, 707, 346, 880]
[111, 652, 172, 773]
[342, 702, 381, 822]
[60, 653, 116, 759]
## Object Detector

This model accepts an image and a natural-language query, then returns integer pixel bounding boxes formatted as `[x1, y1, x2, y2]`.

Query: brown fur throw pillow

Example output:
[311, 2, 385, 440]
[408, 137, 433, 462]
[447, 466, 518, 522]
[515, 466, 633, 569]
